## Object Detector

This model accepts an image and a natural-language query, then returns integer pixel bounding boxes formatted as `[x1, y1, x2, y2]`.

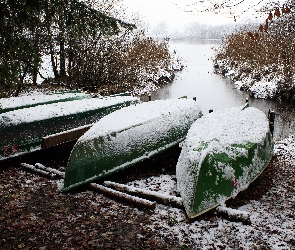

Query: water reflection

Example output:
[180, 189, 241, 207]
[151, 40, 295, 140]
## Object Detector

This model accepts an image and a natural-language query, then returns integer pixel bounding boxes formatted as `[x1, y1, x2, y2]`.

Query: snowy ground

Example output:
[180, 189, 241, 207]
[1, 136, 294, 249]
[123, 137, 295, 249]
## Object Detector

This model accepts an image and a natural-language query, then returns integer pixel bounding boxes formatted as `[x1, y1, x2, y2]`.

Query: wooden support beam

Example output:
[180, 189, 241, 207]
[216, 206, 251, 225]
[104, 181, 183, 208]
[21, 163, 55, 178]
[90, 183, 156, 210]
[35, 163, 65, 178]
[20, 163, 65, 179]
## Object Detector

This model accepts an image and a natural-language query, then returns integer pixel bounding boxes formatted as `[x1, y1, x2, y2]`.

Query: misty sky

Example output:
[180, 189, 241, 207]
[122, 0, 288, 32]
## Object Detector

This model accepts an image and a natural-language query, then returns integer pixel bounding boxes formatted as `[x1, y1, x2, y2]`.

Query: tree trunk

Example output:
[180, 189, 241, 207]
[14, 65, 28, 97]
[32, 28, 40, 85]
[49, 40, 59, 78]
[67, 40, 73, 88]
[59, 21, 66, 79]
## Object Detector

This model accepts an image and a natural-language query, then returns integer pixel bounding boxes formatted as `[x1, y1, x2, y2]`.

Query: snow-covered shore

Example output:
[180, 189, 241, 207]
[1, 136, 294, 249]
[214, 59, 295, 101]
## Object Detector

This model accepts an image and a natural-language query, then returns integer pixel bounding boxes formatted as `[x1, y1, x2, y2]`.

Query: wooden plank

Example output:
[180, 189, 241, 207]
[41, 124, 92, 149]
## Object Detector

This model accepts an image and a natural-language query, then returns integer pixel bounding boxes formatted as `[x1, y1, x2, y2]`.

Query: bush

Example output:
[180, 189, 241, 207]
[214, 9, 295, 101]
[69, 31, 174, 95]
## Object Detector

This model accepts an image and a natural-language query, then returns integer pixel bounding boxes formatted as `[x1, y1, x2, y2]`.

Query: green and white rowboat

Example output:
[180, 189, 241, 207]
[0, 94, 139, 160]
[64, 98, 203, 191]
[0, 90, 90, 114]
[176, 106, 273, 218]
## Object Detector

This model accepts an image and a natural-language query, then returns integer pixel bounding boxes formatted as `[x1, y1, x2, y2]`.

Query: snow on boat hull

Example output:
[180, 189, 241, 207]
[64, 99, 203, 191]
[176, 106, 273, 218]
[0, 90, 90, 114]
[0, 95, 139, 160]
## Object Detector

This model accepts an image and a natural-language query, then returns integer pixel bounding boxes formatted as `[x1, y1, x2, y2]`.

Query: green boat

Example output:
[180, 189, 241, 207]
[176, 106, 273, 218]
[0, 94, 139, 160]
[0, 90, 90, 114]
[64, 98, 203, 191]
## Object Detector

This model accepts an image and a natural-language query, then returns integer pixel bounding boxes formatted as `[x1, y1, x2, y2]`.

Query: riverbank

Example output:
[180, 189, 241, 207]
[1, 79, 295, 249]
[213, 58, 295, 102]
[213, 11, 295, 103]
[16, 67, 179, 100]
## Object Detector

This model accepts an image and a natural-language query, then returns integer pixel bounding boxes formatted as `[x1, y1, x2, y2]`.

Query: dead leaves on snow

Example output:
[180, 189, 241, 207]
[0, 167, 180, 249]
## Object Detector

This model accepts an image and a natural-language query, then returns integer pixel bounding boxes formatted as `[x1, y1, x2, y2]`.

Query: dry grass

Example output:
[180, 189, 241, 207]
[215, 10, 295, 96]
[70, 32, 174, 94]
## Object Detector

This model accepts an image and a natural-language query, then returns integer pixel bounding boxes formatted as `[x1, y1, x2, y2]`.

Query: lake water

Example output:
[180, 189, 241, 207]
[151, 40, 295, 140]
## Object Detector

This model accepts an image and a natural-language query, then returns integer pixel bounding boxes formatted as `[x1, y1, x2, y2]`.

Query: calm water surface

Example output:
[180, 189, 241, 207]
[151, 40, 295, 140]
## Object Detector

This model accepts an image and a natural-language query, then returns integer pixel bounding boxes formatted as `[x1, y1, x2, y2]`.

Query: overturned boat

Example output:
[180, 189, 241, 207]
[176, 106, 273, 218]
[0, 94, 139, 160]
[64, 98, 203, 191]
[0, 90, 90, 114]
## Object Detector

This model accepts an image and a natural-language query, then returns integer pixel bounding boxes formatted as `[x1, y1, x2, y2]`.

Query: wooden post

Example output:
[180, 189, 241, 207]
[268, 109, 275, 136]
[242, 98, 249, 110]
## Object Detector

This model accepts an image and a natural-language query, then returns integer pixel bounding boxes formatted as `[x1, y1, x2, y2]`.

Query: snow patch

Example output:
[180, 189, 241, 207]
[249, 80, 277, 99]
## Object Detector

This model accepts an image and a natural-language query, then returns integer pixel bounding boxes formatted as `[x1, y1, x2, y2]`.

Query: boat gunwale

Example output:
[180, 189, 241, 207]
[63, 136, 186, 191]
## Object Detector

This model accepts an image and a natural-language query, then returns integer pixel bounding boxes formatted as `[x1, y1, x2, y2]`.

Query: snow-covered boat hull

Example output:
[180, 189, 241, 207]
[64, 99, 203, 191]
[0, 90, 90, 114]
[176, 106, 273, 218]
[0, 94, 139, 160]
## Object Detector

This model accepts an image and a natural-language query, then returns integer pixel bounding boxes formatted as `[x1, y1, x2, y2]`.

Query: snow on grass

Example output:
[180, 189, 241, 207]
[274, 135, 295, 167]
[215, 59, 290, 100]
[124, 143, 295, 249]
[127, 174, 178, 196]
[249, 79, 277, 99]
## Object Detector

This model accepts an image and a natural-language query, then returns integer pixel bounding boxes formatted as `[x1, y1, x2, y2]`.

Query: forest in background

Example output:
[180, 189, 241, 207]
[0, 0, 176, 98]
